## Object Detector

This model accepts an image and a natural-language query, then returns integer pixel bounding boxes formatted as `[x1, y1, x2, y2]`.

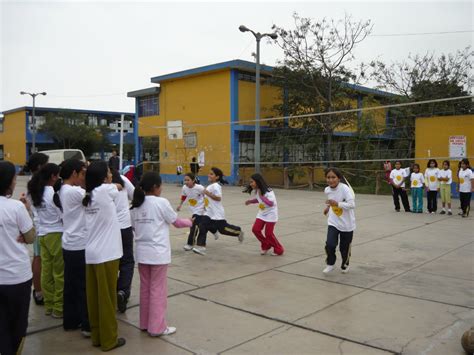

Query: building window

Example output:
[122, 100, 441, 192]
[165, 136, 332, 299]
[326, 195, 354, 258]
[184, 132, 197, 148]
[0, 145, 3, 160]
[138, 95, 159, 117]
[0, 116, 3, 132]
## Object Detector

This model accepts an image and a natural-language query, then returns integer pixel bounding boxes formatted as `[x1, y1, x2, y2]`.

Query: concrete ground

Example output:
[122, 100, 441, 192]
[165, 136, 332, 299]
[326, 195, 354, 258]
[13, 178, 474, 355]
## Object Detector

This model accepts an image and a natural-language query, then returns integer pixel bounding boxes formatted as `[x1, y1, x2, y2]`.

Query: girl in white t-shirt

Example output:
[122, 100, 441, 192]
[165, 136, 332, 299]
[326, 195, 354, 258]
[424, 159, 440, 214]
[438, 160, 453, 215]
[389, 161, 411, 212]
[193, 167, 244, 255]
[130, 172, 192, 337]
[410, 163, 424, 213]
[244, 173, 284, 255]
[322, 168, 356, 274]
[458, 158, 473, 218]
[81, 161, 125, 351]
[27, 163, 64, 318]
[0, 161, 36, 355]
[177, 173, 205, 251]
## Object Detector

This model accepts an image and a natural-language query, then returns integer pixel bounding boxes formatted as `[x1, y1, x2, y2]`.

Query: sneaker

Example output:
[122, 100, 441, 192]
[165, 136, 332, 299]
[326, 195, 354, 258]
[117, 291, 127, 313]
[440, 210, 446, 215]
[81, 330, 91, 338]
[238, 231, 245, 243]
[341, 266, 350, 274]
[323, 265, 334, 274]
[270, 252, 282, 256]
[149, 326, 177, 337]
[183, 244, 193, 251]
[462, 214, 468, 218]
[192, 246, 206, 255]
[45, 309, 53, 316]
[33, 289, 44, 306]
[107, 338, 126, 351]
[260, 249, 270, 255]
[52, 310, 63, 319]
[430, 212, 435, 214]
[448, 211, 452, 215]
[458, 212, 464, 216]
[212, 231, 220, 240]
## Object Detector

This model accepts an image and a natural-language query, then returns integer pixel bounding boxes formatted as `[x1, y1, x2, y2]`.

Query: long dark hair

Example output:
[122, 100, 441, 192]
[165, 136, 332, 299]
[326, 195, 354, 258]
[210, 167, 228, 185]
[27, 163, 61, 208]
[24, 152, 49, 174]
[60, 159, 85, 180]
[243, 173, 270, 195]
[461, 158, 471, 169]
[184, 172, 196, 183]
[131, 172, 162, 209]
[0, 161, 16, 196]
[427, 159, 438, 168]
[111, 169, 124, 187]
[82, 161, 108, 206]
[324, 167, 349, 186]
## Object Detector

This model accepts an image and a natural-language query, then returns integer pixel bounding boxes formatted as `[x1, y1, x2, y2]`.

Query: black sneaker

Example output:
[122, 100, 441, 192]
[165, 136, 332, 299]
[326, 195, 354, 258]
[33, 289, 44, 306]
[448, 211, 453, 215]
[117, 291, 127, 313]
[440, 210, 446, 215]
[104, 338, 126, 352]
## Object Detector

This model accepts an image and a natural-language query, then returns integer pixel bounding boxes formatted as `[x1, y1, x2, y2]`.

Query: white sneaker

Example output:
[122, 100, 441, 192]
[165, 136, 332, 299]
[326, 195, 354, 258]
[149, 326, 177, 337]
[81, 330, 91, 338]
[260, 249, 270, 255]
[212, 231, 220, 240]
[323, 265, 334, 274]
[238, 231, 245, 243]
[341, 266, 350, 274]
[183, 244, 193, 251]
[192, 246, 206, 255]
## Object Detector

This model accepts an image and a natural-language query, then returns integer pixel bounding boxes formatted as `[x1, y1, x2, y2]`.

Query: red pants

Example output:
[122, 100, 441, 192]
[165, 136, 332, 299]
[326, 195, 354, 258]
[252, 219, 284, 255]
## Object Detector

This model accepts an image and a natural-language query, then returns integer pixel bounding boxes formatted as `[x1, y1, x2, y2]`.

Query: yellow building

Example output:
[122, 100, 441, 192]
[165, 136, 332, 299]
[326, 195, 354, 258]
[128, 59, 393, 184]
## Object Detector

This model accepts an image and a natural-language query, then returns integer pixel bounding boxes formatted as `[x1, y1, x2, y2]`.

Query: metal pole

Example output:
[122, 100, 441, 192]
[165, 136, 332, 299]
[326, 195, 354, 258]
[119, 114, 124, 171]
[255, 35, 261, 173]
[32, 95, 36, 153]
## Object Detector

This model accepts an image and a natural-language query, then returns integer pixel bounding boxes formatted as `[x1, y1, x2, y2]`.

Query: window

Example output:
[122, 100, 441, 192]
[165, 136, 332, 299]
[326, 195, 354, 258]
[0, 115, 3, 132]
[184, 132, 197, 148]
[0, 145, 3, 160]
[138, 95, 159, 117]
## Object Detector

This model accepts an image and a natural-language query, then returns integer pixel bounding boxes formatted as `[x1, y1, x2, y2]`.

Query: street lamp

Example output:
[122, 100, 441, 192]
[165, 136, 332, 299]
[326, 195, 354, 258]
[239, 25, 277, 173]
[20, 91, 47, 153]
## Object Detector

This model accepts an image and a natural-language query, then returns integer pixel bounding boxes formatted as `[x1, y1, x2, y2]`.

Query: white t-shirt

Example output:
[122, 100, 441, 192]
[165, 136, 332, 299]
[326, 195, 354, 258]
[131, 196, 177, 265]
[256, 190, 278, 222]
[204, 183, 225, 220]
[59, 184, 87, 251]
[114, 175, 135, 229]
[31, 186, 63, 236]
[424, 168, 440, 191]
[84, 184, 123, 264]
[410, 172, 424, 188]
[438, 169, 452, 185]
[390, 168, 409, 188]
[459, 168, 473, 193]
[181, 184, 205, 216]
[324, 183, 356, 232]
[0, 196, 34, 285]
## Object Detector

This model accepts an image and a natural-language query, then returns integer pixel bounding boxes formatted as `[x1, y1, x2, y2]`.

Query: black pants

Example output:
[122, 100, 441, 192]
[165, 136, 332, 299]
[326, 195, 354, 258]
[0, 279, 32, 355]
[460, 192, 472, 215]
[63, 249, 90, 331]
[187, 214, 205, 246]
[325, 226, 353, 269]
[117, 227, 135, 300]
[392, 186, 410, 211]
[427, 190, 438, 212]
[196, 216, 241, 246]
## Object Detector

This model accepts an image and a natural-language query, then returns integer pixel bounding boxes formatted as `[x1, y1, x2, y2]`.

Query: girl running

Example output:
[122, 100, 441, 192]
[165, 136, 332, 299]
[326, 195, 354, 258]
[322, 168, 355, 274]
[177, 173, 206, 251]
[438, 160, 453, 215]
[389, 161, 410, 212]
[410, 164, 424, 213]
[425, 159, 440, 214]
[193, 167, 244, 255]
[58, 159, 90, 336]
[244, 173, 284, 255]
[82, 161, 125, 351]
[0, 161, 36, 355]
[27, 163, 64, 318]
[131, 172, 192, 337]
[458, 158, 473, 218]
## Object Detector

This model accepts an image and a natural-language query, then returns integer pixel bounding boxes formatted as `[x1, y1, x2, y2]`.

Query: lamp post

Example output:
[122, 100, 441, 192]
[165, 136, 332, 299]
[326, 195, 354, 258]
[239, 25, 277, 173]
[20, 91, 47, 153]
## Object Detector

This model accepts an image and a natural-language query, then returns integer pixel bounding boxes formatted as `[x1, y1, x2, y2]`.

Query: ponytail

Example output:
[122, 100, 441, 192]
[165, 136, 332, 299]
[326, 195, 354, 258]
[52, 178, 63, 211]
[27, 163, 60, 207]
[82, 161, 108, 206]
[211, 167, 228, 185]
[131, 171, 162, 209]
[131, 186, 146, 209]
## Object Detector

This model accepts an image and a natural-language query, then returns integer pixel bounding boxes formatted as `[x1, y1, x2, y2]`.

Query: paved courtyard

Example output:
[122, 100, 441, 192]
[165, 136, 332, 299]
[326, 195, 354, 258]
[14, 179, 474, 355]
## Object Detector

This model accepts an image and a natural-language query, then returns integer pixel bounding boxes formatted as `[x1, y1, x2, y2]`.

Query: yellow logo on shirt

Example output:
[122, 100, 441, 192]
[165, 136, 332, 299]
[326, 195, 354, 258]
[429, 175, 436, 182]
[413, 180, 418, 187]
[188, 199, 197, 207]
[460, 178, 465, 184]
[258, 203, 265, 210]
[331, 206, 343, 217]
[396, 175, 402, 181]
[204, 198, 209, 207]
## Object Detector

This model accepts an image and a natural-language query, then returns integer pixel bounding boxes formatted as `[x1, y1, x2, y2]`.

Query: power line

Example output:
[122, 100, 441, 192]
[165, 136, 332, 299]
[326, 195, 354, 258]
[370, 30, 474, 37]
[48, 92, 126, 98]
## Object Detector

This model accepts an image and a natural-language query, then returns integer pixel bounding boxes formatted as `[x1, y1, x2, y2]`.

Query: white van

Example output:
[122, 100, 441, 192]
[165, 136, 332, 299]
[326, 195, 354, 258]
[40, 149, 86, 165]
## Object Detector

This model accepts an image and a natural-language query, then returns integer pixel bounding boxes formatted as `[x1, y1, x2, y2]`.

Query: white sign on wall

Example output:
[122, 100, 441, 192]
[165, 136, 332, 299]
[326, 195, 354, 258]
[449, 135, 467, 158]
[198, 151, 205, 167]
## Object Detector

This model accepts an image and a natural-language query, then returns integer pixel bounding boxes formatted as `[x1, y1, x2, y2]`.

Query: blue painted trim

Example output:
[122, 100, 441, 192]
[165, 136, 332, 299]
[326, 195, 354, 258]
[230, 69, 239, 185]
[158, 173, 211, 185]
[134, 99, 140, 165]
[342, 82, 395, 98]
[151, 59, 275, 84]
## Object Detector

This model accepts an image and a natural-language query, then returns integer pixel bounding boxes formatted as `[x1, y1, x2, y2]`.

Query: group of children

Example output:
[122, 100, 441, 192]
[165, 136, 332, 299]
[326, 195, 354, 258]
[389, 158, 473, 217]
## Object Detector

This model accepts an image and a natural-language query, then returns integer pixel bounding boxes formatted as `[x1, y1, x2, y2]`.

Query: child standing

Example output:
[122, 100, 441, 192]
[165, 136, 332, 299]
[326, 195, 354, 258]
[389, 161, 411, 212]
[177, 173, 205, 251]
[244, 173, 284, 256]
[130, 172, 192, 337]
[193, 167, 244, 255]
[0, 161, 36, 355]
[58, 159, 90, 336]
[82, 162, 125, 351]
[322, 168, 355, 274]
[458, 158, 473, 218]
[27, 163, 64, 318]
[438, 160, 453, 215]
[425, 159, 440, 214]
[410, 164, 424, 213]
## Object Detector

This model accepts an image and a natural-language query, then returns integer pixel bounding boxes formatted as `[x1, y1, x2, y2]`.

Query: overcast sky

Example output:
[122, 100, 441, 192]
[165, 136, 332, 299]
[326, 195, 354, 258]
[1, 0, 472, 113]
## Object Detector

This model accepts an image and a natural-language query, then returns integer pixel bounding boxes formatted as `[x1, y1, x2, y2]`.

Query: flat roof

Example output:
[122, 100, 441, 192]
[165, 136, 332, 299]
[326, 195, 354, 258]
[2, 106, 134, 116]
[127, 87, 161, 98]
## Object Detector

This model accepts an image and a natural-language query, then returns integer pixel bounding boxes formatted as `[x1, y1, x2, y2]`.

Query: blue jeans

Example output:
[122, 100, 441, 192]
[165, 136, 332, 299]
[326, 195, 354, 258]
[411, 187, 423, 212]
